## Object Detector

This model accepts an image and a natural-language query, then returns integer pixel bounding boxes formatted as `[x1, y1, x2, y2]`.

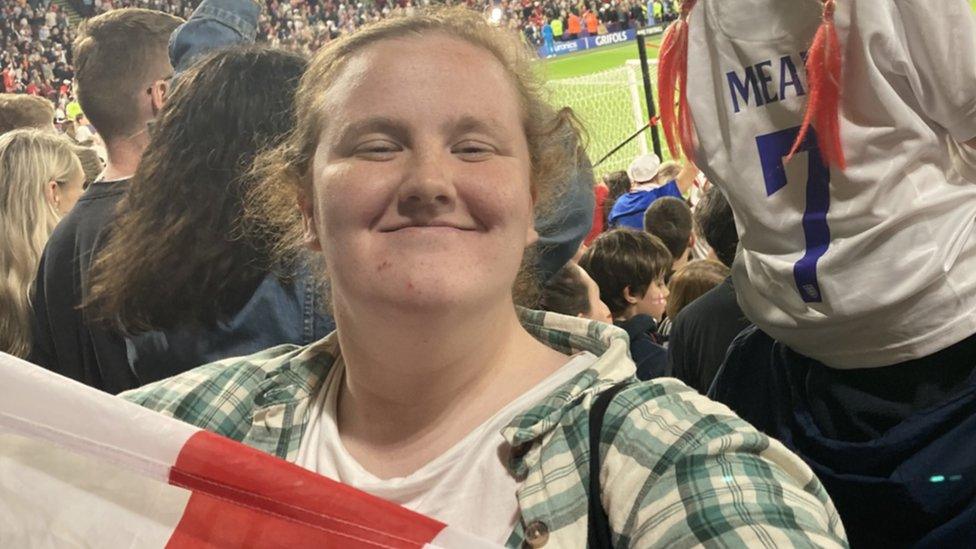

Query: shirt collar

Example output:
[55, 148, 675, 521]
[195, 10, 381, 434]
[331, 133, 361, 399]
[502, 309, 636, 449]
[247, 309, 635, 460]
[251, 334, 339, 409]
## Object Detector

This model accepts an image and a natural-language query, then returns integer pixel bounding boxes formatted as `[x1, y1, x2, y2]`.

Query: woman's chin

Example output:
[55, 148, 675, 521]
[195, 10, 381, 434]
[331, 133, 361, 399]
[349, 277, 506, 314]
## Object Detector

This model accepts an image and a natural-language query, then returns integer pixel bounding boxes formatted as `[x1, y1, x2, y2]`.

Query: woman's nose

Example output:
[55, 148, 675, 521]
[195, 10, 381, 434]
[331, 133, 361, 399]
[397, 149, 457, 216]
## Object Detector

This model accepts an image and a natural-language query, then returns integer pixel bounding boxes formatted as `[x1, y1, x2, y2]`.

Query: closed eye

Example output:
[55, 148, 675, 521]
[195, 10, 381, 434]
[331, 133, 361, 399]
[451, 140, 495, 161]
[355, 139, 401, 160]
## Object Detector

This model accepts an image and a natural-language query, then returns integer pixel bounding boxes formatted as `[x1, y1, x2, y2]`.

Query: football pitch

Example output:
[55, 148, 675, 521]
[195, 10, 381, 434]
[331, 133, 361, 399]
[543, 0, 976, 175]
[541, 37, 664, 177]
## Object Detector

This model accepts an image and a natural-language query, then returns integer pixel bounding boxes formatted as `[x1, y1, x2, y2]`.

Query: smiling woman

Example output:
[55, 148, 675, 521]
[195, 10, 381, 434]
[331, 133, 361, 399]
[122, 7, 847, 547]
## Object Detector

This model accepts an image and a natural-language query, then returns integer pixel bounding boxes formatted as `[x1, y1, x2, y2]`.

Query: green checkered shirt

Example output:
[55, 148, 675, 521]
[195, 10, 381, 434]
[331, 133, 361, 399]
[122, 309, 847, 547]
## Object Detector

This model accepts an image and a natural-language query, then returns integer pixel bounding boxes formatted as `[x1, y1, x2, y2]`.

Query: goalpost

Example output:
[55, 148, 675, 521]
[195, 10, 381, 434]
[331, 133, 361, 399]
[546, 59, 660, 178]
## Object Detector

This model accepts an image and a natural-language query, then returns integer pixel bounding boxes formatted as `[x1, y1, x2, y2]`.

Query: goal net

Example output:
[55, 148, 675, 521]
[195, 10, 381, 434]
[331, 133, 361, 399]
[546, 59, 659, 179]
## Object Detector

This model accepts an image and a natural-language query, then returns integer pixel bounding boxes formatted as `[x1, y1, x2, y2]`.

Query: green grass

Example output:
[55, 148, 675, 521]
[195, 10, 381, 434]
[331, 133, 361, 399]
[539, 38, 661, 80]
[539, 0, 976, 171]
[539, 38, 665, 175]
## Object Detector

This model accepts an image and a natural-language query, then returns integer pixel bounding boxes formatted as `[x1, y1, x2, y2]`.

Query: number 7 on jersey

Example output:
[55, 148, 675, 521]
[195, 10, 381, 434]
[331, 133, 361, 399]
[756, 127, 831, 303]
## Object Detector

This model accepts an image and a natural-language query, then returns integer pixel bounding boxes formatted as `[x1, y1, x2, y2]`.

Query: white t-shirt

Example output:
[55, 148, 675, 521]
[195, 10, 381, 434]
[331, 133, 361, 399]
[295, 352, 597, 544]
[686, 0, 976, 368]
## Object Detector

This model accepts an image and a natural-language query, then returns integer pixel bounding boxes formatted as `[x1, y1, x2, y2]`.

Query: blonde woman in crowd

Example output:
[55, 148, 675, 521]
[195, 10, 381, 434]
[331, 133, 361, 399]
[123, 8, 845, 546]
[0, 129, 83, 357]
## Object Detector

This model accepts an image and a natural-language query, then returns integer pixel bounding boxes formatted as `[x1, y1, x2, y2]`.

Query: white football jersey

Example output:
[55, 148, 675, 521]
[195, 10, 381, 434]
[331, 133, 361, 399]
[686, 0, 976, 368]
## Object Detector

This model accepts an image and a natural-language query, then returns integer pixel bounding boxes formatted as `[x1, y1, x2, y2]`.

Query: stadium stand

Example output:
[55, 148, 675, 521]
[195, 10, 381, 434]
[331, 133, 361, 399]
[1, 0, 673, 100]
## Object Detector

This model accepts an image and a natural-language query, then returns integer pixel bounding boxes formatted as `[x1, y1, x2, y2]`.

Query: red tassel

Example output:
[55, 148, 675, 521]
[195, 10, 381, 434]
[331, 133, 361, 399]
[657, 0, 697, 163]
[789, 0, 846, 170]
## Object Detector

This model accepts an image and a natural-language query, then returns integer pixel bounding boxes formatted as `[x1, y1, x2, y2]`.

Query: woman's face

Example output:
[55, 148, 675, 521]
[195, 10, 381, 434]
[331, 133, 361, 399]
[303, 34, 537, 312]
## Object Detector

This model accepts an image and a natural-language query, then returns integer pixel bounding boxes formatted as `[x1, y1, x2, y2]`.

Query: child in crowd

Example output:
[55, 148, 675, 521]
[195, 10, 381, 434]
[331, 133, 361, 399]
[579, 229, 671, 379]
[643, 195, 695, 273]
[539, 262, 612, 323]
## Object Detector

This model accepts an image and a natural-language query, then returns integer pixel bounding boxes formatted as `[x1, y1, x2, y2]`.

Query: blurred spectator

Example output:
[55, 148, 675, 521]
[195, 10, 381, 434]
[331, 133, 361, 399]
[539, 262, 612, 323]
[667, 185, 750, 394]
[0, 93, 54, 133]
[566, 8, 579, 39]
[84, 45, 335, 384]
[608, 154, 696, 229]
[580, 228, 670, 380]
[70, 142, 103, 186]
[29, 7, 183, 393]
[0, 91, 103, 186]
[600, 168, 629, 223]
[584, 175, 609, 245]
[0, 128, 83, 357]
[643, 195, 693, 273]
[664, 258, 727, 321]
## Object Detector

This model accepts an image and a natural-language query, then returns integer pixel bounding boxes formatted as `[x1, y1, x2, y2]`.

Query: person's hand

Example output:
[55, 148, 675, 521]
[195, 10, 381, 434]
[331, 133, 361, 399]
[675, 160, 700, 197]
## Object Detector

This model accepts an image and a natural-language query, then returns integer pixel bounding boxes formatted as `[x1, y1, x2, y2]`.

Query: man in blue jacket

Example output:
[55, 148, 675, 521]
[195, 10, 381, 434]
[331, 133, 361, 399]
[608, 153, 696, 229]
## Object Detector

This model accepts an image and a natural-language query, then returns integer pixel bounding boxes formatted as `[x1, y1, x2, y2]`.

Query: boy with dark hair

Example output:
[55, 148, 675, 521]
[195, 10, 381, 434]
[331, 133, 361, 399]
[643, 196, 694, 272]
[579, 229, 671, 380]
[539, 263, 612, 324]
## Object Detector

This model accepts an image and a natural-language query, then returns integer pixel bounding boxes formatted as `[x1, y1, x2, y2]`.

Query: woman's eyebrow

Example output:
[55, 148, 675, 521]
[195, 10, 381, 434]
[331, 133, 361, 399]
[335, 116, 408, 144]
[443, 115, 506, 137]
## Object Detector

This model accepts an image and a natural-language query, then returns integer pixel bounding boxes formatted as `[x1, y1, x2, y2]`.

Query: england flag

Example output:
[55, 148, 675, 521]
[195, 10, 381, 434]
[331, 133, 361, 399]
[0, 352, 496, 548]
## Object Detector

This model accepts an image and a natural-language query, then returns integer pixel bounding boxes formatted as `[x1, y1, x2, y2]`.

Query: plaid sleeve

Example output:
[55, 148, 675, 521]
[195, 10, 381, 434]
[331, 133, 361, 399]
[119, 345, 299, 442]
[601, 380, 847, 548]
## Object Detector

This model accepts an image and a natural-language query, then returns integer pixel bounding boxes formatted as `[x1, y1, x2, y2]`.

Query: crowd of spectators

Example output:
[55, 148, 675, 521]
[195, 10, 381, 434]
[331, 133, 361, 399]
[0, 0, 75, 103]
[1, 0, 677, 102]
[3, 1, 976, 546]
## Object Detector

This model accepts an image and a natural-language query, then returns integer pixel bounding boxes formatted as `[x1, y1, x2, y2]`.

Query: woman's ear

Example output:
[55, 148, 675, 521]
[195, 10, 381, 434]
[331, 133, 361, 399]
[45, 179, 60, 210]
[298, 191, 322, 251]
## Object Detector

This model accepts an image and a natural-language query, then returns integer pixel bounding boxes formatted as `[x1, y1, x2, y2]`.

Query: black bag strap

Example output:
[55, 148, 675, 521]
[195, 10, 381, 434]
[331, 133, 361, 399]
[587, 382, 630, 549]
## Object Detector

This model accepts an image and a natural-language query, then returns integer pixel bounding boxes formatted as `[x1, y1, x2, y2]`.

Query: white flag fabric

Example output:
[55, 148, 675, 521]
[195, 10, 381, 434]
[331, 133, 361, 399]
[0, 352, 497, 548]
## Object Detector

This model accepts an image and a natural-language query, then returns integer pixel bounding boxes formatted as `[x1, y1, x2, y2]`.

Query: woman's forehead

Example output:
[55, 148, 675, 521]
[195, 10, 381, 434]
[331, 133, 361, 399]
[329, 34, 511, 93]
[315, 35, 523, 132]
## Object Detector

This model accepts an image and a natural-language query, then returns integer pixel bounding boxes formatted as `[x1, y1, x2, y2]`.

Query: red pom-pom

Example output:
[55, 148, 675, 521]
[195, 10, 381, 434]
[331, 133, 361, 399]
[790, 0, 847, 170]
[657, 0, 698, 163]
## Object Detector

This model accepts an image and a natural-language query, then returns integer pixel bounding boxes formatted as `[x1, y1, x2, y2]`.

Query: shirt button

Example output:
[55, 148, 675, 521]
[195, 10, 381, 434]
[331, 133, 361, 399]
[524, 520, 550, 547]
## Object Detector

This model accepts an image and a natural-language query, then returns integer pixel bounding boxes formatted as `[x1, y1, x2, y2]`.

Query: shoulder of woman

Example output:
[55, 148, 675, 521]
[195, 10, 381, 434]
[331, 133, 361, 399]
[595, 380, 847, 546]
[118, 343, 311, 432]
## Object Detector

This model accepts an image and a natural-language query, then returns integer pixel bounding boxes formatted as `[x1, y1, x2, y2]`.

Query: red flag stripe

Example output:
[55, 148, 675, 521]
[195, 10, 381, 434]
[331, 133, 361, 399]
[168, 431, 448, 548]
